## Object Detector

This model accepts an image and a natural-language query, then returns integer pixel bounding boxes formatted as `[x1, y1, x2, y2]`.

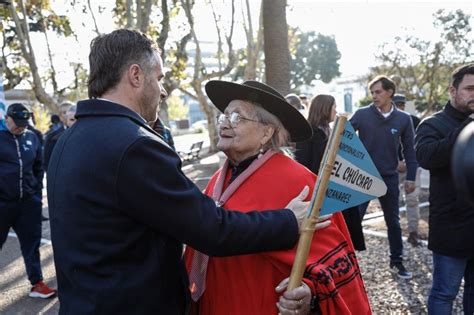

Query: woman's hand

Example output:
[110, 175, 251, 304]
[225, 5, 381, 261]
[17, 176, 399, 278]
[275, 278, 312, 315]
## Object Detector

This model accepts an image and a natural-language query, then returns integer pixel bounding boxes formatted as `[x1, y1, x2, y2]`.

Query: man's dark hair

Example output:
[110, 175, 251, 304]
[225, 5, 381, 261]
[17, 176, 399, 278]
[368, 75, 396, 97]
[451, 63, 474, 89]
[88, 29, 160, 98]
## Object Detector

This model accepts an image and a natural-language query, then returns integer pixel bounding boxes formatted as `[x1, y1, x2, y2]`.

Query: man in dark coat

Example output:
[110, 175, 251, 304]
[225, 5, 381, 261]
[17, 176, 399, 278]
[43, 102, 72, 171]
[416, 63, 474, 314]
[47, 29, 320, 315]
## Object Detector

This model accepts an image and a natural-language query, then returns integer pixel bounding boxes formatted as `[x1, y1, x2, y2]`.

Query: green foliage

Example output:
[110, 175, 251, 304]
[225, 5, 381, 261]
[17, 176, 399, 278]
[167, 94, 188, 120]
[289, 29, 341, 89]
[371, 9, 473, 114]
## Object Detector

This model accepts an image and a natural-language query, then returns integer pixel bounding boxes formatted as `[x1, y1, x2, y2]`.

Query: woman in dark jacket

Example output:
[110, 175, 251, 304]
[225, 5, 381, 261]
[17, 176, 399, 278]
[295, 95, 366, 251]
[294, 94, 336, 173]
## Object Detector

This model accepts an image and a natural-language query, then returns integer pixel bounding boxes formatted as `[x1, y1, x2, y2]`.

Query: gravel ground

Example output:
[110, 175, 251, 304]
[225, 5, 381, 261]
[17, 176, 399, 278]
[357, 235, 464, 314]
[359, 194, 465, 314]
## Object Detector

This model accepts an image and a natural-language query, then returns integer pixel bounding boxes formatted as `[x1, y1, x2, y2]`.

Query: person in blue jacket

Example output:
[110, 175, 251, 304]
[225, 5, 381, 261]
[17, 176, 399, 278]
[0, 103, 57, 299]
[47, 29, 325, 315]
[350, 75, 417, 280]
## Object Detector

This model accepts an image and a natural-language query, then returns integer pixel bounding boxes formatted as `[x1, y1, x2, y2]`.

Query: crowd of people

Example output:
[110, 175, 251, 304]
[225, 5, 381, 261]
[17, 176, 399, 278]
[0, 28, 473, 315]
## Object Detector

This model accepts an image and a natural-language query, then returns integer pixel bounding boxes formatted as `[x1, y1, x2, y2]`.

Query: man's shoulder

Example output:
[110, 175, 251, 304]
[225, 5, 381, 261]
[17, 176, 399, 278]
[354, 105, 372, 113]
[0, 129, 12, 144]
[394, 109, 413, 123]
[45, 126, 64, 140]
[420, 110, 448, 126]
[418, 110, 455, 136]
[85, 116, 162, 150]
[22, 129, 40, 142]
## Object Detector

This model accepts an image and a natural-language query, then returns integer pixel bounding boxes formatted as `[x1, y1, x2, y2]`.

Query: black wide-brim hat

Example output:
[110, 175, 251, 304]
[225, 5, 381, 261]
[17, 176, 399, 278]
[205, 80, 312, 142]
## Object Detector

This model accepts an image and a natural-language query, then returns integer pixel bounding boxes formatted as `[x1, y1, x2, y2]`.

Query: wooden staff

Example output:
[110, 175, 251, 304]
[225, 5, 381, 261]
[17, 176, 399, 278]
[287, 115, 348, 290]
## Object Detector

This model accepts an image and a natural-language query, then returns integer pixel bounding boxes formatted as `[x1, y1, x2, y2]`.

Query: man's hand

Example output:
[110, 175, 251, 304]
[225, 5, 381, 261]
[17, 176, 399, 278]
[275, 278, 311, 315]
[404, 180, 416, 194]
[285, 186, 332, 232]
[398, 160, 407, 173]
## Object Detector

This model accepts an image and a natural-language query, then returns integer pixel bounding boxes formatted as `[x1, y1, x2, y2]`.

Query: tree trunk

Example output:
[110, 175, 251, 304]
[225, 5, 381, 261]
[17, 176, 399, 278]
[138, 0, 152, 33]
[262, 0, 290, 95]
[157, 0, 170, 56]
[125, 0, 133, 28]
[243, 0, 263, 80]
[10, 0, 58, 112]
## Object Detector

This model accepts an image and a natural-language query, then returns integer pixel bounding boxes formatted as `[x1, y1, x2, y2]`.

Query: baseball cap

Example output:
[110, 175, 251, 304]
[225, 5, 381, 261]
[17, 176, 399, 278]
[7, 103, 31, 127]
[392, 94, 406, 104]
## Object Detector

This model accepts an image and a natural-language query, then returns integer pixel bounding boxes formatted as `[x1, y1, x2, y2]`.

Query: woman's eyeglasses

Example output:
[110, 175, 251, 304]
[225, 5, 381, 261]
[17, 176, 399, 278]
[217, 112, 259, 128]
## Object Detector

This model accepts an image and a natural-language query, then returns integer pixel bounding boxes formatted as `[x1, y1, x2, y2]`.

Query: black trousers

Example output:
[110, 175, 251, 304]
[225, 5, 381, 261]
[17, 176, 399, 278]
[342, 206, 366, 251]
[0, 195, 43, 285]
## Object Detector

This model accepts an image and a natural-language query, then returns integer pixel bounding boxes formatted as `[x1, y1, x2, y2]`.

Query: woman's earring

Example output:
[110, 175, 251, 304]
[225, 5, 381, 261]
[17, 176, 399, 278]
[258, 147, 264, 159]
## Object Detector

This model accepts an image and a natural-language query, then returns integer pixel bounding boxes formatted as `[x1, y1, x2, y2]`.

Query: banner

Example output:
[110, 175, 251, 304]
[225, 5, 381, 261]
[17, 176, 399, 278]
[319, 121, 387, 215]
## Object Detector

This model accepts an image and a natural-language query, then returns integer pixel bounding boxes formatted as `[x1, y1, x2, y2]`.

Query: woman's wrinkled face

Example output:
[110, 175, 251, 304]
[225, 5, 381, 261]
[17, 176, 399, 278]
[217, 100, 270, 165]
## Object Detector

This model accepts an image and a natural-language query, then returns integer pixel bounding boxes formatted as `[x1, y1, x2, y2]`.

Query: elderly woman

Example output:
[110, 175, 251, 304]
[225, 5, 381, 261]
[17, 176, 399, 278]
[185, 81, 371, 315]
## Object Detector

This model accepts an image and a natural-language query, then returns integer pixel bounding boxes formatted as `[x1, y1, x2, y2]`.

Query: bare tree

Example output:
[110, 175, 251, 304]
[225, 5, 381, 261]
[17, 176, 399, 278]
[242, 0, 263, 80]
[116, 0, 153, 32]
[8, 0, 57, 111]
[182, 0, 237, 152]
[262, 0, 290, 95]
[86, 0, 101, 35]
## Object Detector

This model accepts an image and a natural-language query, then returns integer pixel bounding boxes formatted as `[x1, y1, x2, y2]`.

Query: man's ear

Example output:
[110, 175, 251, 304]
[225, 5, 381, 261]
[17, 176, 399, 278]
[449, 85, 456, 99]
[128, 64, 142, 88]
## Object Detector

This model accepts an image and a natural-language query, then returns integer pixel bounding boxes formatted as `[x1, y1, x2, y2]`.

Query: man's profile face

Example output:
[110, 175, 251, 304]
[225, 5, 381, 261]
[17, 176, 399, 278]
[60, 106, 71, 123]
[370, 81, 393, 109]
[450, 74, 474, 114]
[66, 112, 76, 127]
[138, 54, 168, 123]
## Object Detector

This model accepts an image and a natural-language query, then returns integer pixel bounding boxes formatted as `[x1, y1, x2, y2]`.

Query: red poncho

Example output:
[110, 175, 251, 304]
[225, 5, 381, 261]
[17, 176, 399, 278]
[185, 153, 371, 315]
